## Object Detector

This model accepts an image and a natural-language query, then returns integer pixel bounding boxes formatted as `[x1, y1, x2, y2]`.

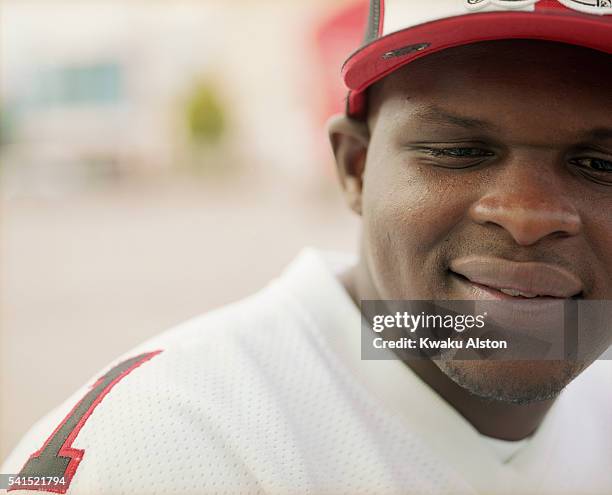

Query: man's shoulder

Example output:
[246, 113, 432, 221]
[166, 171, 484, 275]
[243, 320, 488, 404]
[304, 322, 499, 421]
[0, 280, 324, 493]
[133, 279, 303, 355]
[1, 249, 362, 494]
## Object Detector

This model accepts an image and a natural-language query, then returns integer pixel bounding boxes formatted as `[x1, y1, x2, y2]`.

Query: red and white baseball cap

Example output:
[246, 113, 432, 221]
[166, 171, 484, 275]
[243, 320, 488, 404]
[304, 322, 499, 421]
[343, 0, 612, 118]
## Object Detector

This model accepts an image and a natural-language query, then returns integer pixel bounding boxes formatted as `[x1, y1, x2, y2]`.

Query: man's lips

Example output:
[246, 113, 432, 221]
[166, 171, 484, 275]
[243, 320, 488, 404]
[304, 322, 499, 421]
[449, 256, 583, 299]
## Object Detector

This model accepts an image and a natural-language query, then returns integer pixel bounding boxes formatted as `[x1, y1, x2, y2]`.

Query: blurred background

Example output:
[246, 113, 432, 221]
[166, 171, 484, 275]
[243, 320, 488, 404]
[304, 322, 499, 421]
[0, 0, 369, 459]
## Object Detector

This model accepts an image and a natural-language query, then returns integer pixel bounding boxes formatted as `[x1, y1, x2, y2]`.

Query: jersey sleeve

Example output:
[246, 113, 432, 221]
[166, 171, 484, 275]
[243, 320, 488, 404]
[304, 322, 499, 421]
[1, 351, 166, 494]
[1, 341, 265, 495]
[2, 295, 303, 495]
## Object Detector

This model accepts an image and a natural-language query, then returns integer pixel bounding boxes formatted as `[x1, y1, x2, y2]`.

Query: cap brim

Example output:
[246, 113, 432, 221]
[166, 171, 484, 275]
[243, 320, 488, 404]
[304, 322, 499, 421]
[343, 10, 612, 118]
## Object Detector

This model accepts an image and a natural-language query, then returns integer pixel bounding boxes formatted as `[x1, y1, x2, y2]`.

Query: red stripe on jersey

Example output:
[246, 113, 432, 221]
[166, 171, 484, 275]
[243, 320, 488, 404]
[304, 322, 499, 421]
[9, 351, 163, 493]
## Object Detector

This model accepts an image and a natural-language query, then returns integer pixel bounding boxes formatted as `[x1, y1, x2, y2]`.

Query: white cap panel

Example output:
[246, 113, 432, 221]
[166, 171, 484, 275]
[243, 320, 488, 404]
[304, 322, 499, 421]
[383, 0, 544, 37]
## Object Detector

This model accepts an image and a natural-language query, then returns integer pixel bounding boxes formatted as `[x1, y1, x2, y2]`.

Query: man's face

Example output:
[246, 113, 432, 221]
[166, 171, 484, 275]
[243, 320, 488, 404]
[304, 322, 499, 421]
[335, 40, 612, 403]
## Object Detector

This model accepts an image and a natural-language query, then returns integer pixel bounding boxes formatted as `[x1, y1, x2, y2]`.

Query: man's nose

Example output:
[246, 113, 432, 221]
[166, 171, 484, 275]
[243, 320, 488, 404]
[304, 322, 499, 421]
[468, 162, 582, 246]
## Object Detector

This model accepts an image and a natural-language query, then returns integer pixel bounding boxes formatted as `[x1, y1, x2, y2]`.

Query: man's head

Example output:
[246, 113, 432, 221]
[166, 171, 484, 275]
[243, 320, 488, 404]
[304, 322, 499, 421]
[330, 39, 612, 404]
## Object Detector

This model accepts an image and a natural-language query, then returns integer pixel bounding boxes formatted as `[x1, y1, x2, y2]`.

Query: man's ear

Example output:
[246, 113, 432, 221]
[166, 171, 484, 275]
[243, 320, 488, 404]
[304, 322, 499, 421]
[327, 114, 370, 216]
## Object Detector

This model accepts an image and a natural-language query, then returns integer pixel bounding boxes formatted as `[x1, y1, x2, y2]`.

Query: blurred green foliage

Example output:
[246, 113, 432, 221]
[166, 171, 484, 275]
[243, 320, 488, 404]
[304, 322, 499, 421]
[185, 81, 226, 146]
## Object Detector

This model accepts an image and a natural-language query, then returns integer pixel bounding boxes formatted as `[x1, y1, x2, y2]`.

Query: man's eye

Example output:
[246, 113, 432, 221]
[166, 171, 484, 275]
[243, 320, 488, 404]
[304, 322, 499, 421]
[407, 145, 496, 169]
[570, 157, 612, 172]
[423, 147, 494, 158]
[570, 157, 612, 186]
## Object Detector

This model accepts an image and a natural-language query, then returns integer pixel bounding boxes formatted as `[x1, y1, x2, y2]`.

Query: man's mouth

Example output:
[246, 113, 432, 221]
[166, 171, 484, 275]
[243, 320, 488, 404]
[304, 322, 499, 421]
[447, 257, 585, 342]
[448, 256, 584, 300]
[496, 288, 541, 298]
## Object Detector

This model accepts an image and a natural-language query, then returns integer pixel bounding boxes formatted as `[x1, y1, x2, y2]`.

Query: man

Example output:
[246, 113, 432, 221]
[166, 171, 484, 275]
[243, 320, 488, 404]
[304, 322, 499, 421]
[2, 1, 611, 494]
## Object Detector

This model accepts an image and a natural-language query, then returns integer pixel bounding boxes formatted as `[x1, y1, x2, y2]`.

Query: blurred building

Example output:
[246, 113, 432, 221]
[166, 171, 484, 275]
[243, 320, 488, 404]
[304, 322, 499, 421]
[0, 1, 367, 460]
[1, 0, 364, 196]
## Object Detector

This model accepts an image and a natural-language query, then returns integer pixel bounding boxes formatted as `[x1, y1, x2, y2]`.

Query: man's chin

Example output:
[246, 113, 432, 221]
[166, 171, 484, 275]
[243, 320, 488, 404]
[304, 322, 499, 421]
[435, 359, 588, 405]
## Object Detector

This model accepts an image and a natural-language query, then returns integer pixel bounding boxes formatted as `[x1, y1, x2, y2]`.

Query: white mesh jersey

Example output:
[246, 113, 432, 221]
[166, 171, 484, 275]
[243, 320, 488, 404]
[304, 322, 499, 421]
[2, 249, 611, 495]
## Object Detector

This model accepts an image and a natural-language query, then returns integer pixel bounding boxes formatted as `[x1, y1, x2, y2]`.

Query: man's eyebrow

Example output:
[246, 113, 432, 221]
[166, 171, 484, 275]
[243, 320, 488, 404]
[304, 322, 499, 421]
[583, 128, 612, 141]
[412, 105, 500, 132]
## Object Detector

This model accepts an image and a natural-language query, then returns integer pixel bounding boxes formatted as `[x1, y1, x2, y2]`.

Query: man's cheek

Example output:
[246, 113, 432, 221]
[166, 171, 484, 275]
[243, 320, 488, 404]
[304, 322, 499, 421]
[364, 187, 448, 251]
[596, 227, 612, 297]
[362, 195, 441, 297]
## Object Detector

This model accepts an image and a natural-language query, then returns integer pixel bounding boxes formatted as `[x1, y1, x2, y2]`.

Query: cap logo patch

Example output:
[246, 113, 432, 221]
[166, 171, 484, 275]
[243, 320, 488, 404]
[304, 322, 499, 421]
[557, 0, 612, 14]
[465, 0, 611, 13]
[465, 0, 539, 10]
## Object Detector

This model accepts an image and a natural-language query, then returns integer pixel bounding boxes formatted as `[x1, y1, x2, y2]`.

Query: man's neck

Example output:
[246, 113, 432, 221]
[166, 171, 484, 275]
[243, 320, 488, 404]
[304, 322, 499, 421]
[338, 266, 556, 441]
